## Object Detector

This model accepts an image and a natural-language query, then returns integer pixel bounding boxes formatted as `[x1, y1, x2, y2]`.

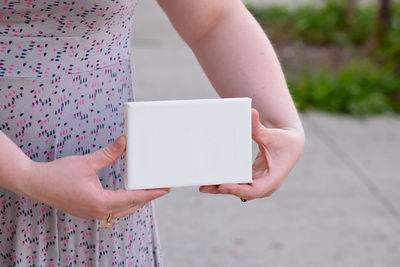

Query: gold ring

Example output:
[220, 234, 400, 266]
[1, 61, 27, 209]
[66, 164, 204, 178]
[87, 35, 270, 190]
[240, 198, 247, 202]
[99, 213, 114, 228]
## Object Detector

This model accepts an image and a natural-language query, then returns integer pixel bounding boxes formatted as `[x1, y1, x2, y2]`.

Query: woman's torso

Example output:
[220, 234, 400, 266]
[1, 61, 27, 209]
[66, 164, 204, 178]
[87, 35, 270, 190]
[0, 1, 162, 266]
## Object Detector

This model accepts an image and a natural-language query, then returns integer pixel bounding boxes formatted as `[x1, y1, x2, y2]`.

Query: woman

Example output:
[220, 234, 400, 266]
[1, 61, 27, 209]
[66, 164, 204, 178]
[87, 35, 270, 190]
[0, 0, 304, 266]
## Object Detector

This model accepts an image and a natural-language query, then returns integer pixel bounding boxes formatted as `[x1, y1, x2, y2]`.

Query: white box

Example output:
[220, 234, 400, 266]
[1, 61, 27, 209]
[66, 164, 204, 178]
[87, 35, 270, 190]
[124, 98, 252, 189]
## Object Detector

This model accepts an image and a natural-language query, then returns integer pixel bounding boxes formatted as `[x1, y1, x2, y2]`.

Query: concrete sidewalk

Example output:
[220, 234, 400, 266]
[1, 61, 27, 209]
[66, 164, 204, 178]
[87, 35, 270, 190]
[131, 1, 400, 266]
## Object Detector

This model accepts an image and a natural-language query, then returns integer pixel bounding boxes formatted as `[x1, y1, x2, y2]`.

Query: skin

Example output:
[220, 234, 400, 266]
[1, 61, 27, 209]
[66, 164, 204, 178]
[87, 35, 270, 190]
[0, 0, 304, 220]
[0, 133, 170, 220]
[158, 0, 305, 199]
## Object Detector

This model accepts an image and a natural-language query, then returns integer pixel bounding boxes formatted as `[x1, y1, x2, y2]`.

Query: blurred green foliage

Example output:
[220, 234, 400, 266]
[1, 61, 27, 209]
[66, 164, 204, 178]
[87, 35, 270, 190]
[248, 1, 400, 115]
[289, 61, 400, 115]
[247, 1, 376, 45]
[377, 5, 400, 64]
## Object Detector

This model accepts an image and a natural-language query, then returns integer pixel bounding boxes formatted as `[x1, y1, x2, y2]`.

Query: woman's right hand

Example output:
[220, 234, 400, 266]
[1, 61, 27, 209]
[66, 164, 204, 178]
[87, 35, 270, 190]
[15, 135, 170, 220]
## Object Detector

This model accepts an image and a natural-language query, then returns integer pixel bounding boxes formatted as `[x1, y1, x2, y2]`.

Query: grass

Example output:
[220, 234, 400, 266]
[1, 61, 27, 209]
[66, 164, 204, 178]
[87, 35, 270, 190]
[248, 1, 400, 115]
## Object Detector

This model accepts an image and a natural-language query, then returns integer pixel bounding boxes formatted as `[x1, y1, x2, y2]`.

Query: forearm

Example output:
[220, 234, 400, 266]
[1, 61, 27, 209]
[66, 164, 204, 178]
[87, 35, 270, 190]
[189, 4, 302, 131]
[0, 131, 35, 195]
[159, 0, 304, 198]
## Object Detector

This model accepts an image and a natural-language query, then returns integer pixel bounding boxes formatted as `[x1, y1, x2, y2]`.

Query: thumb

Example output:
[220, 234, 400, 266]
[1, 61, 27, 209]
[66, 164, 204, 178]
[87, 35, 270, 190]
[251, 108, 268, 144]
[87, 135, 126, 171]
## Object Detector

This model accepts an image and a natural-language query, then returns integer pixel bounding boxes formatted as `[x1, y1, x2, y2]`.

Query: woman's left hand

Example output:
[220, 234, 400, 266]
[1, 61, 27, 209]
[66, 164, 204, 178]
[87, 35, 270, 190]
[199, 108, 305, 200]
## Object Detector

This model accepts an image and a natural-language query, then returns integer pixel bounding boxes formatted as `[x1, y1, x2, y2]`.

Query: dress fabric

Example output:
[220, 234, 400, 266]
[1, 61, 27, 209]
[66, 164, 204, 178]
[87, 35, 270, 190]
[0, 1, 162, 266]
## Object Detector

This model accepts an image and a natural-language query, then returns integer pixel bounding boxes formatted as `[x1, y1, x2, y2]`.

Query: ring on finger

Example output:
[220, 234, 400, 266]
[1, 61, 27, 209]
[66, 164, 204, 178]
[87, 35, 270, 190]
[99, 213, 115, 228]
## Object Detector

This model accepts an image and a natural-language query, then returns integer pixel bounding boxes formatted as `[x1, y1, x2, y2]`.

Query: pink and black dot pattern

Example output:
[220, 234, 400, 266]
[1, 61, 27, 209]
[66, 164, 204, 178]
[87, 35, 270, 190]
[0, 0, 134, 78]
[0, 1, 162, 266]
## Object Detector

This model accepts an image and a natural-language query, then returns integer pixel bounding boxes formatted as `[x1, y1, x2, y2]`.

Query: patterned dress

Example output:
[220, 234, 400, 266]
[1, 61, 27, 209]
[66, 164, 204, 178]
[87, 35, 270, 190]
[0, 1, 162, 266]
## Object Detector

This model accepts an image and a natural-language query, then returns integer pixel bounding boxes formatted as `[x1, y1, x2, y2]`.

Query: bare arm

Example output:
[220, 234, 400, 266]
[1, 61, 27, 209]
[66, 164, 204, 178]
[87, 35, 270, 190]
[158, 0, 305, 199]
[157, 0, 303, 131]
[0, 131, 34, 196]
[0, 131, 169, 219]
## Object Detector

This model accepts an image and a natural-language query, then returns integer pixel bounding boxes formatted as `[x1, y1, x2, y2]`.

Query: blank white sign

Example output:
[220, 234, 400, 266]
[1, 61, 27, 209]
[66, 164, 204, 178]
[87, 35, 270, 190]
[124, 98, 252, 189]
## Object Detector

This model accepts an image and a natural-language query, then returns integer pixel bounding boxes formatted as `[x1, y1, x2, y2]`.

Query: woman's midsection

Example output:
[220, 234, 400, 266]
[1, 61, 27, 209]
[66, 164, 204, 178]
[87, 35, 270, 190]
[0, 59, 133, 161]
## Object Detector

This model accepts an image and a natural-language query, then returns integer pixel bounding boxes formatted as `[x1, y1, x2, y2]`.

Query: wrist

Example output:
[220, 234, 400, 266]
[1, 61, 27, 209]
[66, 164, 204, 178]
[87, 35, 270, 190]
[260, 116, 304, 135]
[11, 158, 43, 201]
[0, 131, 47, 202]
[260, 118, 305, 155]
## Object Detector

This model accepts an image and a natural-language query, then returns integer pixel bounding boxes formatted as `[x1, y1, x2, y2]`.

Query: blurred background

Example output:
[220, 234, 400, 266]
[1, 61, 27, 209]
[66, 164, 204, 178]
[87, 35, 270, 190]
[131, 0, 400, 266]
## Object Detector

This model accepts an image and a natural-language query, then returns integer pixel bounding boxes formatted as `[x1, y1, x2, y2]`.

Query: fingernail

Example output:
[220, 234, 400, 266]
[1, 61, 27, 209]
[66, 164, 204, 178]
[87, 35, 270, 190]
[113, 136, 126, 151]
[160, 189, 171, 195]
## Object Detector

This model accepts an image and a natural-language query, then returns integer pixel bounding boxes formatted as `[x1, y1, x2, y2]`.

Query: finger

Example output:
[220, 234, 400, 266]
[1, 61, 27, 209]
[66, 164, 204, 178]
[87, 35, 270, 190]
[252, 151, 267, 171]
[104, 188, 170, 212]
[87, 135, 126, 171]
[251, 109, 270, 144]
[217, 177, 275, 200]
[199, 185, 220, 194]
[111, 202, 148, 220]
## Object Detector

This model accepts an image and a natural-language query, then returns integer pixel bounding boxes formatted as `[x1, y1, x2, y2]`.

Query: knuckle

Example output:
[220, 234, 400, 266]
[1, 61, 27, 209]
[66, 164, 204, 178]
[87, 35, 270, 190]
[218, 186, 232, 194]
[224, 188, 233, 195]
[102, 147, 114, 162]
[127, 197, 138, 208]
